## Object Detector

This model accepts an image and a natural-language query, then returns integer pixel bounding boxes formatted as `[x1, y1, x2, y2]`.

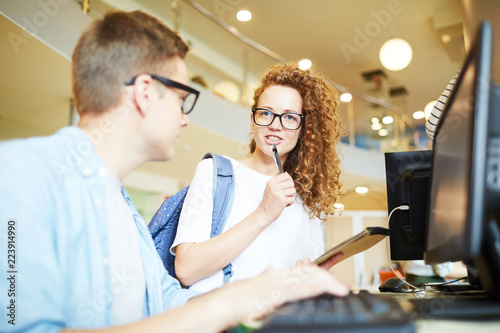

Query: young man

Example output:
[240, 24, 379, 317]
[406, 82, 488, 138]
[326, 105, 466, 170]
[0, 10, 348, 333]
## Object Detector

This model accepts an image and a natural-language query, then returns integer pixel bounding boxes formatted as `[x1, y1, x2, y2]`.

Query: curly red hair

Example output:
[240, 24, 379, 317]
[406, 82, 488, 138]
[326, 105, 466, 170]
[250, 63, 345, 221]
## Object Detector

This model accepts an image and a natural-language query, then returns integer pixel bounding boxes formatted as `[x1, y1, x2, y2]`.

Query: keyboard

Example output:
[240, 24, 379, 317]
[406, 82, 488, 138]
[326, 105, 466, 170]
[258, 290, 414, 332]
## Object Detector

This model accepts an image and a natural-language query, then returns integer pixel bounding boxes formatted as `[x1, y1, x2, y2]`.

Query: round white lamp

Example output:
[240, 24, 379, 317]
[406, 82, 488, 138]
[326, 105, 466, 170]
[413, 110, 425, 120]
[236, 10, 252, 22]
[379, 38, 413, 71]
[355, 186, 369, 194]
[298, 59, 312, 70]
[340, 93, 352, 102]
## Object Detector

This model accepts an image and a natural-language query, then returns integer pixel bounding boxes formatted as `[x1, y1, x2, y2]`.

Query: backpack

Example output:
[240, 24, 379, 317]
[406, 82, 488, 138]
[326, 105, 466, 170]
[148, 153, 235, 285]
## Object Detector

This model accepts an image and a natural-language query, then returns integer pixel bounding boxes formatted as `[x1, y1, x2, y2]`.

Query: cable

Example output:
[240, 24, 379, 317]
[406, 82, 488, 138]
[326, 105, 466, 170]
[384, 205, 440, 294]
[422, 276, 468, 288]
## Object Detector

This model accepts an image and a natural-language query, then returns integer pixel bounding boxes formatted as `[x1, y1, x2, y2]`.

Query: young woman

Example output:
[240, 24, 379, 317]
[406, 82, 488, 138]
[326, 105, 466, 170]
[171, 62, 344, 292]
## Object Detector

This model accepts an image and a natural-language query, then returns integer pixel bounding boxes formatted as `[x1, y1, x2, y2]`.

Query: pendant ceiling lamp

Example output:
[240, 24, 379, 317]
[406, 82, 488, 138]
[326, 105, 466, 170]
[379, 38, 413, 71]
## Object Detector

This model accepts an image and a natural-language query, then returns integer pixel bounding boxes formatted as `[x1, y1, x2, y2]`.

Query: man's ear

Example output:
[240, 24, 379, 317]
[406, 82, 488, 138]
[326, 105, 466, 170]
[132, 74, 153, 117]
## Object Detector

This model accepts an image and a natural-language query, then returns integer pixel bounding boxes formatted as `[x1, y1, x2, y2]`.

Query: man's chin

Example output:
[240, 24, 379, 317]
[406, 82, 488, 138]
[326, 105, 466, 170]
[162, 151, 175, 162]
[150, 149, 175, 162]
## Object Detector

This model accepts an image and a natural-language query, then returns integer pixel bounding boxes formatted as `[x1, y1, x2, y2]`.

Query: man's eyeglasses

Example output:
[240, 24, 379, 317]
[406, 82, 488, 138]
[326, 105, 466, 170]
[252, 108, 304, 130]
[126, 74, 199, 114]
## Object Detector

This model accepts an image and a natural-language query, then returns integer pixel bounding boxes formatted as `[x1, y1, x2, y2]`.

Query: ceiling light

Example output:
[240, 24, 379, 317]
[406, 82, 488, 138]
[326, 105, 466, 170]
[379, 38, 413, 71]
[340, 93, 352, 102]
[382, 116, 394, 124]
[424, 100, 438, 120]
[371, 123, 382, 131]
[441, 34, 452, 44]
[378, 129, 389, 136]
[334, 203, 344, 211]
[413, 111, 425, 119]
[355, 186, 369, 194]
[371, 117, 380, 124]
[298, 59, 312, 70]
[236, 10, 252, 22]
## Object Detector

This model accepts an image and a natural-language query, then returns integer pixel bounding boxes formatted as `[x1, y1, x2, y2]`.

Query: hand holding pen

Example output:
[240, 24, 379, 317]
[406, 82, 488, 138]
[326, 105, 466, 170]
[254, 144, 295, 224]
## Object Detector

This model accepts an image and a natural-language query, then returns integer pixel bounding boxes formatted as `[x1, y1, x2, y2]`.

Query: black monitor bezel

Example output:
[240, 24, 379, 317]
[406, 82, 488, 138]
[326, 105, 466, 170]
[424, 21, 492, 265]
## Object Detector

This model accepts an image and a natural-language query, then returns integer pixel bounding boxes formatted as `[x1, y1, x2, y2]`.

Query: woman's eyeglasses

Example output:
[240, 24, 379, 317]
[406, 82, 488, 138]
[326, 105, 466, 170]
[252, 108, 304, 130]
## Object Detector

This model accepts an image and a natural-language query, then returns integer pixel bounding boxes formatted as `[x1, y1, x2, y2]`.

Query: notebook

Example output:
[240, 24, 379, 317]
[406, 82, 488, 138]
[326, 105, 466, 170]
[313, 227, 389, 265]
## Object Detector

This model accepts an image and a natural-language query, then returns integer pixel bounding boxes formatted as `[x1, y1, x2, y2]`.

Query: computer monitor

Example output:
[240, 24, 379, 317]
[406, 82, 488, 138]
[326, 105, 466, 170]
[385, 150, 432, 260]
[425, 20, 500, 299]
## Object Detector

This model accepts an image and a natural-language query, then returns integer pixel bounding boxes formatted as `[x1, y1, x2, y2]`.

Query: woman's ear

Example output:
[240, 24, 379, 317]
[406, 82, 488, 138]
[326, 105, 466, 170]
[132, 74, 153, 116]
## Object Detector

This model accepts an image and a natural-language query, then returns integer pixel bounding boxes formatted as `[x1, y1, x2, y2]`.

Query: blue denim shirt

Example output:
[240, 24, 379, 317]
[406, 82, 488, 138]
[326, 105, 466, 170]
[0, 127, 198, 332]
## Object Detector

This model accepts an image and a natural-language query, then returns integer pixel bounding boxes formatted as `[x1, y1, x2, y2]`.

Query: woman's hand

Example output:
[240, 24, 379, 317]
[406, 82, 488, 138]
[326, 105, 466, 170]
[255, 172, 296, 226]
[318, 252, 345, 270]
[294, 252, 345, 271]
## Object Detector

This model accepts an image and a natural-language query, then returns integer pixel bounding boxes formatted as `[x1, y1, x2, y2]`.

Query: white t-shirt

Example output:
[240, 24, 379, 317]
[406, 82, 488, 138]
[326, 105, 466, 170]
[171, 157, 325, 293]
[405, 260, 453, 278]
[105, 170, 146, 325]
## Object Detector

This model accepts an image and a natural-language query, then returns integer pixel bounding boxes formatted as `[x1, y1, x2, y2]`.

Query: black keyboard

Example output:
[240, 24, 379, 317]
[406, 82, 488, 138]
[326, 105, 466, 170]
[258, 290, 414, 333]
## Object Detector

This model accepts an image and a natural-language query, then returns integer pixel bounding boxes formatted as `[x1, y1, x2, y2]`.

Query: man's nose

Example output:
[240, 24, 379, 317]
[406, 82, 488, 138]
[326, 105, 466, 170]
[181, 113, 190, 127]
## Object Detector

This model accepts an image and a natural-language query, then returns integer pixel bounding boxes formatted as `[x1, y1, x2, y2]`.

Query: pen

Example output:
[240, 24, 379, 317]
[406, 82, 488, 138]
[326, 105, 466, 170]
[272, 143, 284, 174]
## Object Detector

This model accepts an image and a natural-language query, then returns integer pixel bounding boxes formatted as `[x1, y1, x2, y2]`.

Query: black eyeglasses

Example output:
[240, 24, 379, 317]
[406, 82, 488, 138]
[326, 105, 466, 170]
[252, 108, 304, 130]
[126, 74, 200, 114]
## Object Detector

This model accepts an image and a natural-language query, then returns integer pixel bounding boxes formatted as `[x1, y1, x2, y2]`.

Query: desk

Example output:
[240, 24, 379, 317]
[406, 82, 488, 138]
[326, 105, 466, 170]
[415, 320, 500, 333]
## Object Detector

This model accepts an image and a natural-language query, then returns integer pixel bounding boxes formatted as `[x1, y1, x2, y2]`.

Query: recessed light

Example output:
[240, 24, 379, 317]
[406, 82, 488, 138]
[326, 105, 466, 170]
[236, 10, 252, 22]
[334, 203, 345, 211]
[298, 59, 312, 70]
[413, 111, 425, 119]
[355, 186, 369, 194]
[378, 129, 389, 136]
[441, 34, 452, 44]
[340, 93, 352, 102]
[382, 116, 393, 124]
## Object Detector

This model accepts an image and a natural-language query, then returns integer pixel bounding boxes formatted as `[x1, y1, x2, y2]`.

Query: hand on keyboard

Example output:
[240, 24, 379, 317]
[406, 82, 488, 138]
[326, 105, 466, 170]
[259, 290, 414, 332]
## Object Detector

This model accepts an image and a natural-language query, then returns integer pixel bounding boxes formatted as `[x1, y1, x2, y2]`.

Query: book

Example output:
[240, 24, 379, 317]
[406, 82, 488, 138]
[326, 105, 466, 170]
[313, 227, 389, 265]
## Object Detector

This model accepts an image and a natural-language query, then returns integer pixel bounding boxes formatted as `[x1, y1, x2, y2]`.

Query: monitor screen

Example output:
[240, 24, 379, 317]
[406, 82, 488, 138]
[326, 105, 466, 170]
[425, 21, 500, 298]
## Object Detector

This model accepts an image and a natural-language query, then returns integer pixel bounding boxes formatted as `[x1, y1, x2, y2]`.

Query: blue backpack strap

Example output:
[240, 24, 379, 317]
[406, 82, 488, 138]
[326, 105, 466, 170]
[203, 153, 235, 284]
